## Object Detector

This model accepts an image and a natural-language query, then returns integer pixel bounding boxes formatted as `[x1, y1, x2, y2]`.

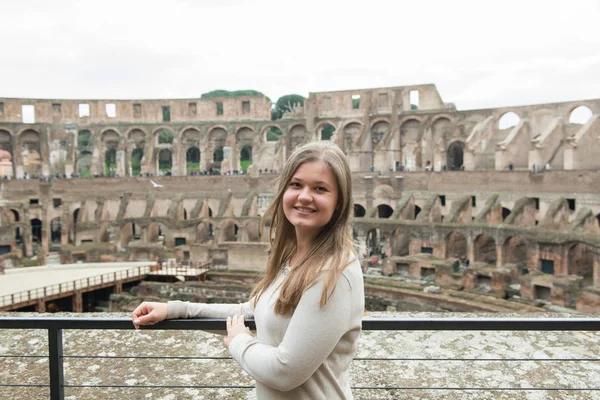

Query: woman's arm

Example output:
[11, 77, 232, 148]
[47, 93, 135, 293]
[167, 300, 255, 319]
[228, 267, 360, 392]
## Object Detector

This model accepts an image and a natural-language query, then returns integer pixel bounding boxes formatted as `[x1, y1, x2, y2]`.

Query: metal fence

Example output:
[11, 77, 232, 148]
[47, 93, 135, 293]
[0, 317, 599, 400]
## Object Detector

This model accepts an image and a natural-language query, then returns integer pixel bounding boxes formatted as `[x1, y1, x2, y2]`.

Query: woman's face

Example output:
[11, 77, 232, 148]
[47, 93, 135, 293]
[282, 161, 339, 240]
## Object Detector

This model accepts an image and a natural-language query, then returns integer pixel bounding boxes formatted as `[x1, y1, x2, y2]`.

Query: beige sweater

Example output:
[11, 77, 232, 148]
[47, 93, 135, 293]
[167, 259, 364, 399]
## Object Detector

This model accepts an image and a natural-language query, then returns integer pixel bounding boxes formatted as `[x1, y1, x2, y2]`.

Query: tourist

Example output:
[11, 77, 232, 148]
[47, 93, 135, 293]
[132, 141, 364, 399]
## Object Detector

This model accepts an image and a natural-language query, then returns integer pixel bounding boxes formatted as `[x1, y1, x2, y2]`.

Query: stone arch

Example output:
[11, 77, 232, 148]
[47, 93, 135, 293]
[474, 234, 497, 264]
[208, 127, 228, 166]
[568, 243, 594, 287]
[498, 112, 521, 130]
[19, 129, 42, 177]
[120, 222, 142, 247]
[446, 231, 467, 258]
[399, 119, 422, 169]
[243, 219, 260, 242]
[390, 228, 409, 256]
[155, 127, 175, 145]
[414, 205, 421, 219]
[354, 204, 366, 217]
[366, 228, 379, 256]
[503, 236, 527, 268]
[157, 149, 172, 174]
[447, 140, 465, 170]
[370, 120, 390, 147]
[180, 127, 201, 146]
[289, 124, 307, 151]
[98, 222, 110, 243]
[50, 217, 61, 246]
[220, 219, 240, 242]
[127, 128, 147, 176]
[568, 105, 593, 125]
[196, 221, 210, 243]
[377, 204, 394, 218]
[502, 207, 511, 221]
[317, 122, 336, 141]
[75, 151, 92, 177]
[147, 222, 169, 245]
[186, 147, 200, 174]
[342, 121, 362, 152]
[30, 218, 42, 245]
[101, 129, 120, 176]
[432, 117, 452, 146]
[263, 125, 283, 142]
[0, 129, 14, 177]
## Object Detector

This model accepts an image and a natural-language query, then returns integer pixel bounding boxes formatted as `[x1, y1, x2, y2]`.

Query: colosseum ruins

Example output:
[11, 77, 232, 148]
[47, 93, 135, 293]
[0, 84, 599, 312]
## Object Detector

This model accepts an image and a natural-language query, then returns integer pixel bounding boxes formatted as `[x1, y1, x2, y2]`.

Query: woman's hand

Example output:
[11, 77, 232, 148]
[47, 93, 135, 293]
[131, 301, 168, 329]
[224, 315, 253, 348]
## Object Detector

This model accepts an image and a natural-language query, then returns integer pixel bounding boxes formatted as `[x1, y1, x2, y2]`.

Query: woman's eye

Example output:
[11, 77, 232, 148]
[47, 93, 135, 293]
[315, 187, 327, 193]
[289, 182, 301, 188]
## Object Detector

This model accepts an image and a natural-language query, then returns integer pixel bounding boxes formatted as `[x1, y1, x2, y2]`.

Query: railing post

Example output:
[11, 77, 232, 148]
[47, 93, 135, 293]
[48, 328, 64, 400]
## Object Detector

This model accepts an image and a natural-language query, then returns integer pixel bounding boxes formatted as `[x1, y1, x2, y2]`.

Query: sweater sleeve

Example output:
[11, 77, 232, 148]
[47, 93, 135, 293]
[228, 272, 356, 392]
[167, 300, 255, 319]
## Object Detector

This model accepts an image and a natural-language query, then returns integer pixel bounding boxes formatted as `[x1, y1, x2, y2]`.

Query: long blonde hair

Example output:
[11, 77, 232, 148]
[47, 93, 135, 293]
[251, 141, 356, 316]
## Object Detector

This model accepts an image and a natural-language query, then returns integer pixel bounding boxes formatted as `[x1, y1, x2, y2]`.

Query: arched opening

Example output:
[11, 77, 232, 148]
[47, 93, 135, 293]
[266, 127, 282, 142]
[366, 228, 379, 257]
[213, 146, 224, 163]
[498, 112, 520, 130]
[186, 147, 200, 174]
[370, 121, 390, 147]
[21, 130, 42, 177]
[158, 149, 172, 174]
[390, 228, 409, 256]
[147, 223, 167, 245]
[377, 204, 393, 219]
[354, 204, 366, 218]
[195, 222, 210, 243]
[71, 208, 80, 244]
[343, 123, 361, 152]
[208, 207, 213, 218]
[183, 208, 188, 221]
[503, 236, 527, 270]
[50, 218, 61, 247]
[569, 106, 593, 125]
[131, 148, 143, 176]
[11, 210, 21, 244]
[289, 125, 307, 151]
[157, 129, 174, 145]
[596, 213, 600, 228]
[399, 119, 421, 170]
[502, 207, 511, 221]
[414, 205, 421, 219]
[105, 149, 117, 176]
[76, 151, 92, 178]
[220, 220, 238, 242]
[77, 130, 92, 148]
[474, 234, 496, 264]
[568, 243, 594, 287]
[30, 218, 42, 245]
[320, 124, 335, 141]
[240, 145, 252, 172]
[447, 141, 465, 170]
[446, 231, 467, 259]
[0, 130, 14, 178]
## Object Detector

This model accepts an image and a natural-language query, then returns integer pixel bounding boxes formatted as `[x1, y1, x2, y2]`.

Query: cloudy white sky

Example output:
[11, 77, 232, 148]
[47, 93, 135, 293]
[1, 0, 599, 110]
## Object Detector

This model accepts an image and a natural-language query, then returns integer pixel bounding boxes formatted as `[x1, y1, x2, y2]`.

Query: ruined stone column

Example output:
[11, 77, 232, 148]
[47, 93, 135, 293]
[496, 243, 503, 268]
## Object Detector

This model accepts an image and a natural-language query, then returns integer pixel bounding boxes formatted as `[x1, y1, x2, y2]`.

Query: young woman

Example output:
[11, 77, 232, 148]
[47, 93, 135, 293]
[132, 141, 364, 399]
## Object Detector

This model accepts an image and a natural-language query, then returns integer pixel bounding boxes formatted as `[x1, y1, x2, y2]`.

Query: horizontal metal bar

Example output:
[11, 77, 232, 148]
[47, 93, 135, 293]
[3, 354, 596, 362]
[1, 317, 600, 331]
[54, 384, 600, 391]
[0, 384, 49, 387]
[352, 387, 600, 391]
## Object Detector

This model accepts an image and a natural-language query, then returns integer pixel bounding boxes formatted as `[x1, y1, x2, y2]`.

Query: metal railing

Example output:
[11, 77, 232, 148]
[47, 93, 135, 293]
[0, 317, 599, 399]
[0, 266, 152, 308]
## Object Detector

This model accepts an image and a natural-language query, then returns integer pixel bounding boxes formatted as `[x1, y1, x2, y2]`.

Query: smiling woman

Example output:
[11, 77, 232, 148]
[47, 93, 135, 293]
[132, 142, 364, 399]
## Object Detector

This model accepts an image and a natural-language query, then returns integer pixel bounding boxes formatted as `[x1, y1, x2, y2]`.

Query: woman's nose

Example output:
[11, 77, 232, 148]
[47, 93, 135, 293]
[298, 188, 312, 202]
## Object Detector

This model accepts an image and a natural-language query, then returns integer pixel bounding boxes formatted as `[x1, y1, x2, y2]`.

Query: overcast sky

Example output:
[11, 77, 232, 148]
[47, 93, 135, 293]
[1, 0, 599, 110]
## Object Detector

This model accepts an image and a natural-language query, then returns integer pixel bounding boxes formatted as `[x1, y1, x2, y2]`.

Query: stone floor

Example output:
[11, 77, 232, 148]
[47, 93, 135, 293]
[1, 311, 599, 399]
